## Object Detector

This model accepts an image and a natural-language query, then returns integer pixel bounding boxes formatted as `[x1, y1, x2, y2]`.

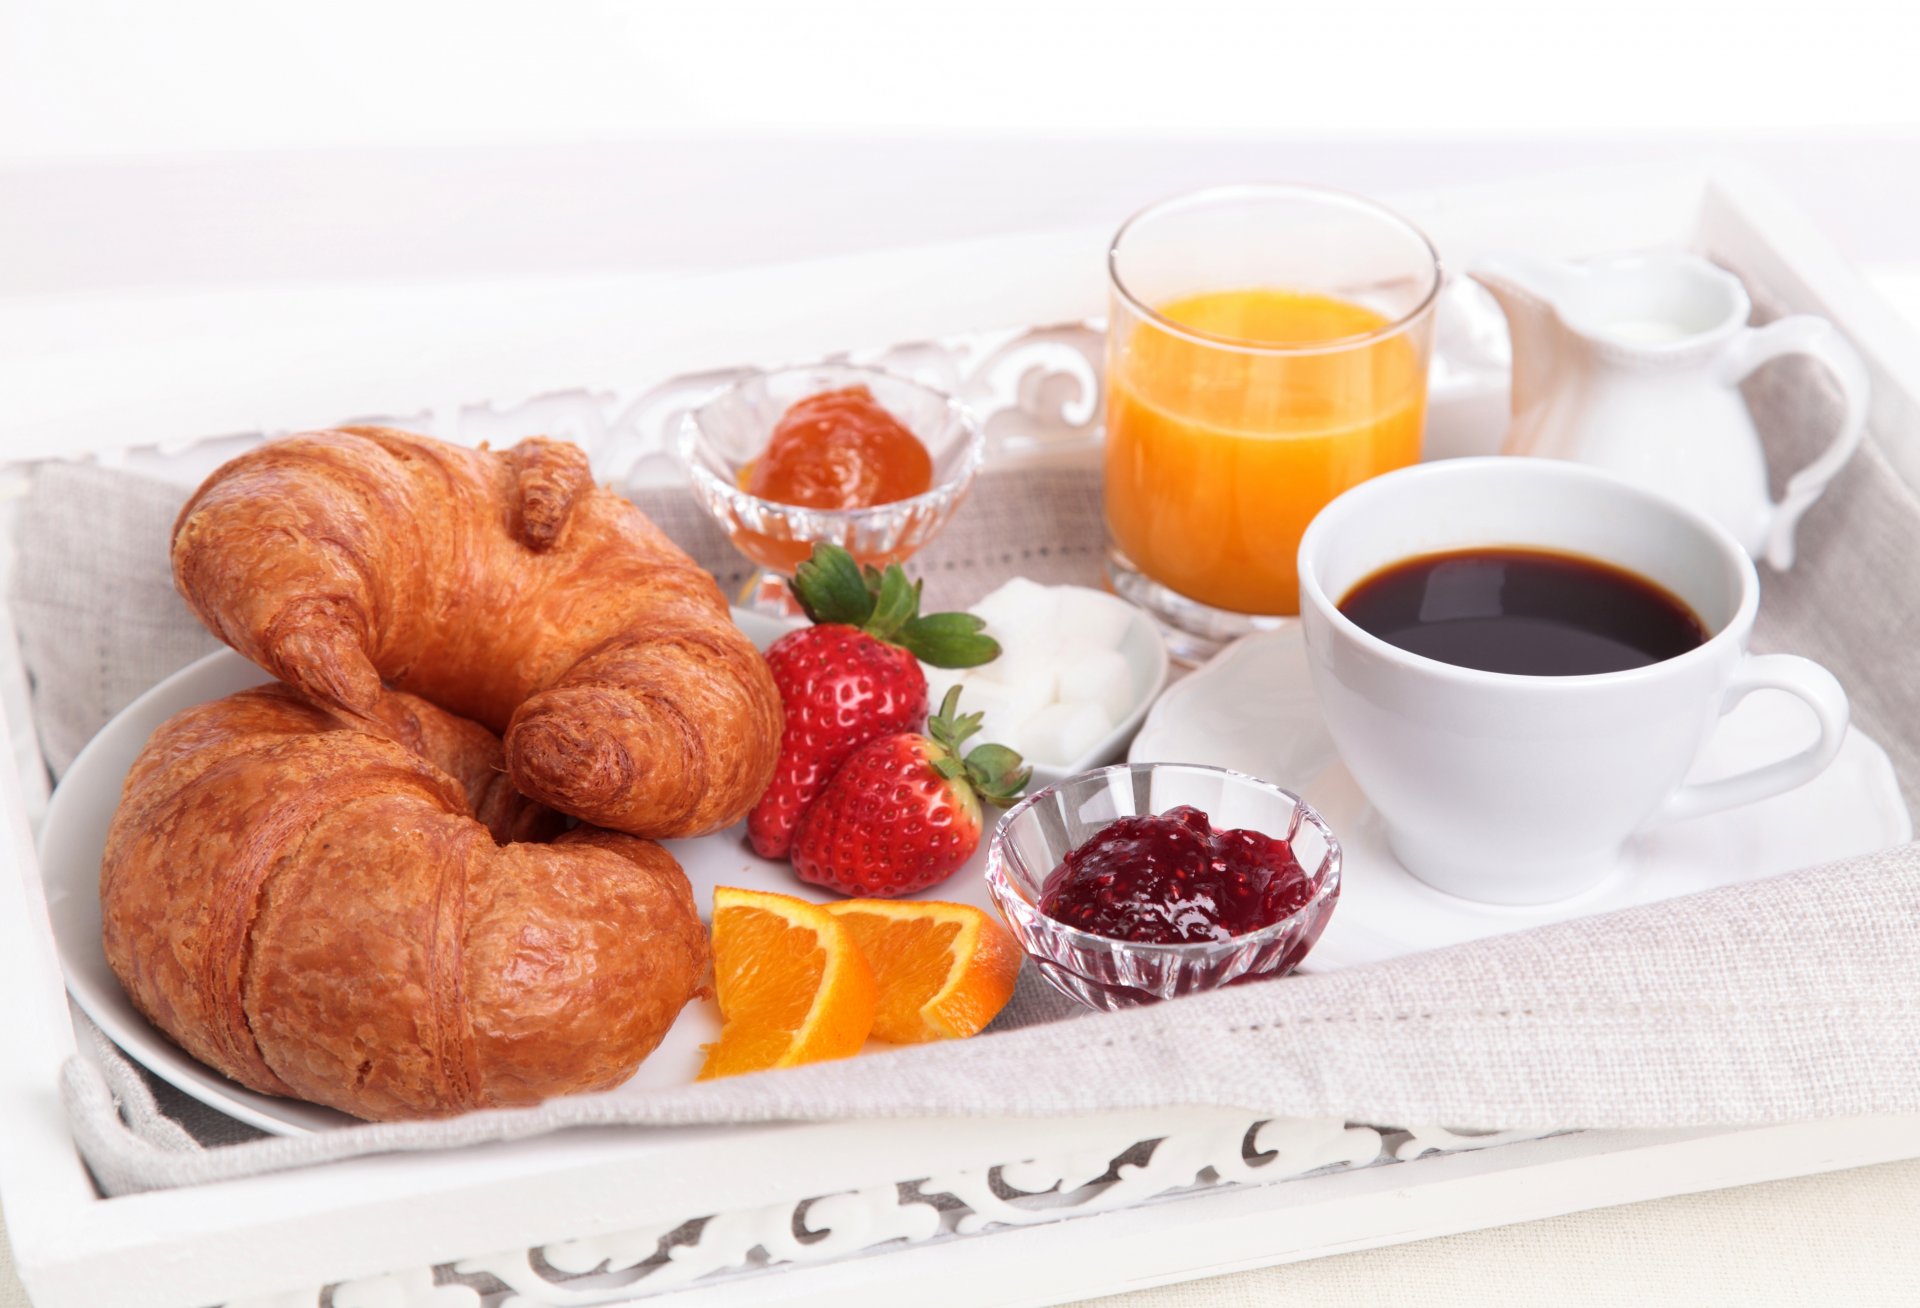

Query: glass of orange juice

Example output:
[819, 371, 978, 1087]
[1105, 184, 1441, 659]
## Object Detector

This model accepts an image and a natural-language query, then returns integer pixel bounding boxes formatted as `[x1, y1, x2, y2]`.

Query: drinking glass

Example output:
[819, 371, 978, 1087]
[1104, 183, 1442, 661]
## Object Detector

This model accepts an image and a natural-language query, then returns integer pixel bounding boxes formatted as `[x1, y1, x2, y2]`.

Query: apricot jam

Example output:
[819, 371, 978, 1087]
[1039, 806, 1312, 944]
[744, 386, 934, 511]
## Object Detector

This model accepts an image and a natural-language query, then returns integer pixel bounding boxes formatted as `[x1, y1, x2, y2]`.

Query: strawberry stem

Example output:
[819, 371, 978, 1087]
[926, 686, 1031, 809]
[865, 565, 918, 642]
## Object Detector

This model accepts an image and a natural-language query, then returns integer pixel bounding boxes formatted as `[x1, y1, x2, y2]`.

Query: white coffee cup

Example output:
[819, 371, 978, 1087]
[1296, 457, 1849, 905]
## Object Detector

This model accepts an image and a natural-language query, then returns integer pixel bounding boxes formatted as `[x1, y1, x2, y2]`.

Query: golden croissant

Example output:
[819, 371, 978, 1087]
[101, 683, 709, 1121]
[170, 426, 781, 838]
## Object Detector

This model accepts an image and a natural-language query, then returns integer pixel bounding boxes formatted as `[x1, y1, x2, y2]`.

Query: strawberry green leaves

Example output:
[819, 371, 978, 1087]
[788, 543, 999, 668]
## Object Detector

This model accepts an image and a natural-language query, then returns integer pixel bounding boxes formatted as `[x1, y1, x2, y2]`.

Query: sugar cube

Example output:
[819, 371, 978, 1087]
[922, 665, 969, 710]
[1057, 647, 1135, 722]
[1005, 653, 1064, 705]
[1019, 700, 1112, 768]
[951, 675, 1051, 746]
[1054, 586, 1134, 651]
[972, 578, 1062, 647]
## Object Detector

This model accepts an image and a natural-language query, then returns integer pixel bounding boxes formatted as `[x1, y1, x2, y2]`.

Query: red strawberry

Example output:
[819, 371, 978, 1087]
[791, 687, 1030, 897]
[747, 544, 999, 858]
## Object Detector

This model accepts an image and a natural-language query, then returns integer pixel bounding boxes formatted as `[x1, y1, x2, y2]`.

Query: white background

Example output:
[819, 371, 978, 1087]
[2, 2, 1919, 1304]
[2, 0, 1918, 301]
[5, 0, 1919, 150]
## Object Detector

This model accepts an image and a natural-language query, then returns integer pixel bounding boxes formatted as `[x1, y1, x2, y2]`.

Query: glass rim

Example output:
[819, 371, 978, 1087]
[1106, 181, 1445, 357]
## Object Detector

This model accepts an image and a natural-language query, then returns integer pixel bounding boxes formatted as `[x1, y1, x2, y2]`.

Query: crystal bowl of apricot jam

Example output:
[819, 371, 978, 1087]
[679, 365, 985, 610]
[985, 763, 1342, 1011]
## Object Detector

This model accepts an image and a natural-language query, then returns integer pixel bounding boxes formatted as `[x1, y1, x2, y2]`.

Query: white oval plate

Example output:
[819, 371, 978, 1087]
[1128, 624, 1913, 972]
[43, 611, 1005, 1136]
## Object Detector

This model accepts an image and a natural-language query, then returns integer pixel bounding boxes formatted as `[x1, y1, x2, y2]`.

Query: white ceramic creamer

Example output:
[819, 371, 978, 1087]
[1471, 252, 1871, 570]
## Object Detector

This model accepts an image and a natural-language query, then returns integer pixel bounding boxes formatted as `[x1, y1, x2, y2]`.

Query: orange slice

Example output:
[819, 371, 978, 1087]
[824, 900, 1022, 1043]
[699, 887, 877, 1080]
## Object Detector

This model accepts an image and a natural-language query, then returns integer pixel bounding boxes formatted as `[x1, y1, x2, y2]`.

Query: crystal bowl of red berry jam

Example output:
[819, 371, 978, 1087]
[984, 763, 1341, 1011]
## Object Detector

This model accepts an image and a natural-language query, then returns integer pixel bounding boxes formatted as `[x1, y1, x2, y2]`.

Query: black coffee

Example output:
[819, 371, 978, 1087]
[1338, 548, 1708, 676]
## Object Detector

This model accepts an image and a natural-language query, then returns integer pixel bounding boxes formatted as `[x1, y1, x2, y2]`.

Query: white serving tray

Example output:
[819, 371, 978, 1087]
[5, 161, 1920, 1308]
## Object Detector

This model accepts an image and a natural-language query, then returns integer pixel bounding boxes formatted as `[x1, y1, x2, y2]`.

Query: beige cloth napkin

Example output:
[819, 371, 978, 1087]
[13, 345, 1920, 1197]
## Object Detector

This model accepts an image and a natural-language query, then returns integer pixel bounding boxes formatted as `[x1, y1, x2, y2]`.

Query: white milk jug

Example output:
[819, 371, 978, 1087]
[1470, 252, 1870, 569]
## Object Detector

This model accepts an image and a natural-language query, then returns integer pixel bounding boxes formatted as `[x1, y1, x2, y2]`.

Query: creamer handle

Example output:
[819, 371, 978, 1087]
[1718, 316, 1871, 571]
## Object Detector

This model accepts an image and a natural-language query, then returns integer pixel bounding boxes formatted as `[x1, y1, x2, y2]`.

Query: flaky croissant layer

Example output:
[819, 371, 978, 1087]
[101, 684, 709, 1121]
[170, 427, 782, 838]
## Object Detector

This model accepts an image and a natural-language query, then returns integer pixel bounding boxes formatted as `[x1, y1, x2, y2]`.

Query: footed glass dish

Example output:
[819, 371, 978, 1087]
[678, 364, 985, 613]
[985, 762, 1342, 1011]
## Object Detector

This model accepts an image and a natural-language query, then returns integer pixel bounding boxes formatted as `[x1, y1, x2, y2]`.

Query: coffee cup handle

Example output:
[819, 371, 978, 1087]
[1657, 654, 1850, 825]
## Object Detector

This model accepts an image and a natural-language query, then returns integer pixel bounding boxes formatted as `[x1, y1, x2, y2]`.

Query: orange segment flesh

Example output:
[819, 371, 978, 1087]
[824, 900, 1022, 1043]
[699, 887, 877, 1080]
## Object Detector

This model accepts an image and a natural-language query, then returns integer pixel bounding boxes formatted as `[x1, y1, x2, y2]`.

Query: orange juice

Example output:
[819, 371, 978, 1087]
[1106, 287, 1427, 615]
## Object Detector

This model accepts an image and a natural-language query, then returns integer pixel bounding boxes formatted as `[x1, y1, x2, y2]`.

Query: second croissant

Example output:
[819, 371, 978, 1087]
[169, 427, 783, 839]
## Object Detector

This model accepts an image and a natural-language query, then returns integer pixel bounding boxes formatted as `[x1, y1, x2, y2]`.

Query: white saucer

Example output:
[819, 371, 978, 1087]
[1128, 625, 1912, 971]
[41, 612, 1004, 1135]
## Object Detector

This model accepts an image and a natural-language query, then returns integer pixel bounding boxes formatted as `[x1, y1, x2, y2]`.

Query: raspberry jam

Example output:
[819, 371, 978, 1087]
[1038, 805, 1313, 944]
